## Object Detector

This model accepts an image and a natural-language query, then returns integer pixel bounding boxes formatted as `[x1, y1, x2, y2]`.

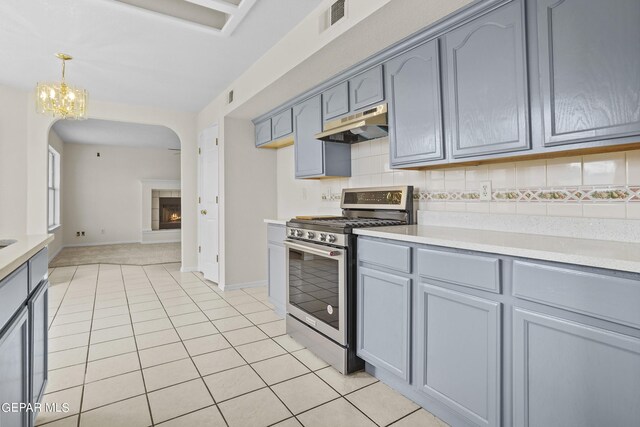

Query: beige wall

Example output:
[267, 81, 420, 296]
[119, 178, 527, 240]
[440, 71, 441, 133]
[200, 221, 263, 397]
[0, 88, 199, 269]
[222, 117, 277, 286]
[47, 130, 65, 259]
[0, 84, 28, 236]
[62, 143, 180, 246]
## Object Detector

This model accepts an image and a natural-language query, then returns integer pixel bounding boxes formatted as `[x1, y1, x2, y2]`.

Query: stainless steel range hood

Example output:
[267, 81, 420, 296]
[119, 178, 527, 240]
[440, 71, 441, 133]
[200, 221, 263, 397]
[315, 104, 388, 143]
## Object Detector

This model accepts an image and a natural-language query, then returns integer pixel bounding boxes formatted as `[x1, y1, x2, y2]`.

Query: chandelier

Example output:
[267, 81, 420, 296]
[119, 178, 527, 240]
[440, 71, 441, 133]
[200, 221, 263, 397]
[36, 53, 88, 119]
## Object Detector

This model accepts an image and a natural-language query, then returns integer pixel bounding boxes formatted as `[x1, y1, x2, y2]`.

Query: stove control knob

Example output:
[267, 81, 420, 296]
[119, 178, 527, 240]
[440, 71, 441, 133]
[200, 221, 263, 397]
[327, 234, 336, 243]
[307, 232, 315, 239]
[295, 229, 303, 237]
[289, 229, 296, 236]
[319, 233, 327, 241]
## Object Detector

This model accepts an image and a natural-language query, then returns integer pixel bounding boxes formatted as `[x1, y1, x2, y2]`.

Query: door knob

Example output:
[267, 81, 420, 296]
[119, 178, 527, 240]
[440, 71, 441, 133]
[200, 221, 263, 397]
[200, 209, 208, 215]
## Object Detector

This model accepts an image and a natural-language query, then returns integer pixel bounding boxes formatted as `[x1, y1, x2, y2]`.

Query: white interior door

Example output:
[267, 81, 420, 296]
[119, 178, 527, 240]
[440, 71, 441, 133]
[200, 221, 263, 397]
[198, 125, 219, 282]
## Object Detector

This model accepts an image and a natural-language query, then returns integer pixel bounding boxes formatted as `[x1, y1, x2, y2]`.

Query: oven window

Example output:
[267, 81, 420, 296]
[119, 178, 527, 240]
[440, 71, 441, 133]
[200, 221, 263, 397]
[288, 249, 340, 330]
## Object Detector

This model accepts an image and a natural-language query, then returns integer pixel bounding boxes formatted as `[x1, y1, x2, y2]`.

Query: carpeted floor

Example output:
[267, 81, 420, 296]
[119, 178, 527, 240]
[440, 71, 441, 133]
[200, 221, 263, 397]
[50, 243, 181, 267]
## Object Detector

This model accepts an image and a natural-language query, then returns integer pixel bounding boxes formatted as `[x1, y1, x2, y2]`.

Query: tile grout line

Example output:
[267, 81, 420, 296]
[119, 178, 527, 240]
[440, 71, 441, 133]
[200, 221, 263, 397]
[73, 265, 100, 427]
[141, 264, 231, 427]
[47, 265, 79, 331]
[119, 264, 156, 427]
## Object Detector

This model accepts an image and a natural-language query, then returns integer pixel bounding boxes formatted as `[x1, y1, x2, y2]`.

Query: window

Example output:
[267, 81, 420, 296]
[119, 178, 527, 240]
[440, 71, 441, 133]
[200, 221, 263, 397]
[48, 146, 61, 230]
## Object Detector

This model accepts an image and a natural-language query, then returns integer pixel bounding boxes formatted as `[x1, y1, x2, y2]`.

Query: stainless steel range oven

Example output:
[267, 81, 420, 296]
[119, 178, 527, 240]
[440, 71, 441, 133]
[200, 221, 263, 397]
[285, 186, 414, 374]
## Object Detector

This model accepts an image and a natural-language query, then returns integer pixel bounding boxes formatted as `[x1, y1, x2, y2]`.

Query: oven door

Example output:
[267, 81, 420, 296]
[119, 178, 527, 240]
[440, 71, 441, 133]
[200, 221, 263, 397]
[284, 239, 346, 345]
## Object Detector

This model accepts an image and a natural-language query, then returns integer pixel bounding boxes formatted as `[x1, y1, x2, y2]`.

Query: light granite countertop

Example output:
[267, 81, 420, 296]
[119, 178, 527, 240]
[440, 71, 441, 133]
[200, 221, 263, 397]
[354, 225, 640, 274]
[264, 218, 288, 226]
[0, 234, 54, 281]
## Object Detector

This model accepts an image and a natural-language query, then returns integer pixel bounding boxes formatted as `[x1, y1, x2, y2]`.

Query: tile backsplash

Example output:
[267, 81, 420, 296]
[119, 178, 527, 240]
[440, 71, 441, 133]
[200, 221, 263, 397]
[276, 138, 640, 220]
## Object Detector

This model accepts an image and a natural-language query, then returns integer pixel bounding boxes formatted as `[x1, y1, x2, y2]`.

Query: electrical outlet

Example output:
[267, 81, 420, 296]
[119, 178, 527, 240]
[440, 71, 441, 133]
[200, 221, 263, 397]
[479, 181, 492, 201]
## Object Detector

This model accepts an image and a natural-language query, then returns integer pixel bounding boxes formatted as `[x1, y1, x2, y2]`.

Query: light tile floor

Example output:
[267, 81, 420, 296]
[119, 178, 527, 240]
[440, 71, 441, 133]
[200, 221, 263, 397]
[49, 243, 181, 267]
[39, 262, 448, 427]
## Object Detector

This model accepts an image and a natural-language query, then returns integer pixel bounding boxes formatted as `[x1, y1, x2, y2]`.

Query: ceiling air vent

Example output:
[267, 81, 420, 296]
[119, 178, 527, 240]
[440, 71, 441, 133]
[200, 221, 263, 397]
[228, 90, 234, 104]
[330, 0, 346, 26]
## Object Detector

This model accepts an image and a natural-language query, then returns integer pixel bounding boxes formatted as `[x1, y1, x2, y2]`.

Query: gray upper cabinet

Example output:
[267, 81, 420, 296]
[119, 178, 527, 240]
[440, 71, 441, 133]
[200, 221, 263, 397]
[255, 119, 272, 147]
[444, 0, 530, 158]
[535, 0, 640, 146]
[349, 65, 385, 112]
[294, 95, 351, 178]
[416, 283, 501, 427]
[294, 96, 325, 177]
[357, 266, 411, 382]
[271, 108, 293, 140]
[513, 308, 640, 427]
[322, 81, 350, 121]
[387, 40, 444, 167]
[0, 307, 29, 427]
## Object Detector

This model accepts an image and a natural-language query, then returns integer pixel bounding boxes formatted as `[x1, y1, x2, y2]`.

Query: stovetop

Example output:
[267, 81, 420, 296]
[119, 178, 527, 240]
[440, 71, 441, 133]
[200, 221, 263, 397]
[288, 216, 406, 232]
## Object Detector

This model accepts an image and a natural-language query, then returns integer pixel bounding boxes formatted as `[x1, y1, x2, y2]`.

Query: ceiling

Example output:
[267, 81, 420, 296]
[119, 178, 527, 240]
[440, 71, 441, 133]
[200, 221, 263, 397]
[0, 0, 320, 112]
[52, 119, 181, 149]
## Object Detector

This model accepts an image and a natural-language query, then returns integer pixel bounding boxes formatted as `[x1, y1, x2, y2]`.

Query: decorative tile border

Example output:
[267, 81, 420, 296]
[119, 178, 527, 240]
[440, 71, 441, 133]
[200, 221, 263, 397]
[418, 186, 640, 203]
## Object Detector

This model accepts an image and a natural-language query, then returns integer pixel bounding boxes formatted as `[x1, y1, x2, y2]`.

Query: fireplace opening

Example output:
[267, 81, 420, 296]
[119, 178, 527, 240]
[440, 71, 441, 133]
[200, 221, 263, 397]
[159, 197, 181, 229]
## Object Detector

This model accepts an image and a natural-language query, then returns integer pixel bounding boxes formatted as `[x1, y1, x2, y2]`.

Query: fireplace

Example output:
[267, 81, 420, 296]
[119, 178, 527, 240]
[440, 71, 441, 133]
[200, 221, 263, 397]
[159, 197, 181, 229]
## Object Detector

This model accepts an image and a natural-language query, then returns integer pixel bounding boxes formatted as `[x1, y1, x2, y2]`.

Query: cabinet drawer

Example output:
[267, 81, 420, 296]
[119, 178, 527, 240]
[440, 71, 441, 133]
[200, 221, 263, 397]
[29, 248, 48, 293]
[358, 238, 411, 274]
[417, 248, 501, 293]
[0, 264, 28, 332]
[272, 109, 293, 139]
[513, 261, 640, 329]
[267, 224, 286, 244]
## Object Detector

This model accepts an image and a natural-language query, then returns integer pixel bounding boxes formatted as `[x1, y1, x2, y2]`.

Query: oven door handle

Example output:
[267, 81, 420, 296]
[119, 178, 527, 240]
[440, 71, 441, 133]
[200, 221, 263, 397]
[284, 240, 343, 258]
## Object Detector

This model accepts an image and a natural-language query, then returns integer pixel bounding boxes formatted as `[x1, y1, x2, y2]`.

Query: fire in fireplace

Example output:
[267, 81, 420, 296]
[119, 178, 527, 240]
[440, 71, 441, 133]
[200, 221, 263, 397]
[159, 197, 181, 229]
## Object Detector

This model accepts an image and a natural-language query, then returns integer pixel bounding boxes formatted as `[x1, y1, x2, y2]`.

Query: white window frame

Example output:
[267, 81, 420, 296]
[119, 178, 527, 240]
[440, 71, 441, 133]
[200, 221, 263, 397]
[48, 146, 61, 231]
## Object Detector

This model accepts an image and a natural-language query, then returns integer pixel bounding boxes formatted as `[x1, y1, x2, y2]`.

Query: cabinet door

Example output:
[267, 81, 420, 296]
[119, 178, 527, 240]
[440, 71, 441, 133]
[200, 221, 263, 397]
[322, 81, 350, 121]
[255, 119, 272, 146]
[294, 95, 325, 178]
[0, 307, 29, 427]
[272, 109, 293, 140]
[30, 282, 48, 412]
[387, 40, 444, 166]
[416, 283, 501, 427]
[444, 0, 529, 158]
[513, 308, 640, 427]
[357, 267, 411, 381]
[536, 0, 640, 146]
[267, 243, 286, 316]
[349, 65, 385, 111]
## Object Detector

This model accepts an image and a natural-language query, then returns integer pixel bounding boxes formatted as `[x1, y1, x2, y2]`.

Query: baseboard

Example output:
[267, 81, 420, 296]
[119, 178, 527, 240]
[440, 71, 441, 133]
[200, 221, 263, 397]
[219, 280, 267, 292]
[180, 266, 198, 273]
[48, 245, 64, 261]
[63, 240, 140, 248]
[140, 239, 181, 244]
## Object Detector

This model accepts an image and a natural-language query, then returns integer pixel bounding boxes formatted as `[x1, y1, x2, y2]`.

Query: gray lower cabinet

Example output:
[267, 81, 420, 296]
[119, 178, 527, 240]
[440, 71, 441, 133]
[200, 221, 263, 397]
[386, 39, 444, 167]
[322, 81, 349, 121]
[535, 0, 640, 147]
[267, 224, 286, 316]
[0, 307, 30, 427]
[294, 95, 351, 178]
[357, 266, 411, 382]
[349, 65, 385, 112]
[30, 282, 48, 418]
[416, 282, 501, 427]
[443, 0, 529, 158]
[513, 308, 640, 427]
